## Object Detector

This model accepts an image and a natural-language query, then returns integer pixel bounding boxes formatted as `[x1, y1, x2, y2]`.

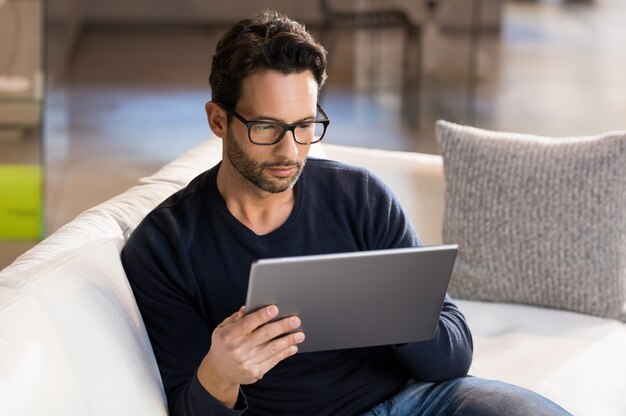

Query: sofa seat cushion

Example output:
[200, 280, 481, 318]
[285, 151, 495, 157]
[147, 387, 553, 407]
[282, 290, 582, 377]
[0, 238, 168, 416]
[457, 299, 626, 416]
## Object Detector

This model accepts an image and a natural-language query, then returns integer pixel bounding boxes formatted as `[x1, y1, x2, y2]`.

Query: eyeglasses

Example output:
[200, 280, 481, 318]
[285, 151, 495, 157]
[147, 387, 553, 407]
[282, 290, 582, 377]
[217, 102, 330, 146]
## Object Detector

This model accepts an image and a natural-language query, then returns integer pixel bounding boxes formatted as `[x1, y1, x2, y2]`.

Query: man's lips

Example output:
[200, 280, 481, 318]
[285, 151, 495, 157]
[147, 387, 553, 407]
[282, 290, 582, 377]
[267, 166, 297, 178]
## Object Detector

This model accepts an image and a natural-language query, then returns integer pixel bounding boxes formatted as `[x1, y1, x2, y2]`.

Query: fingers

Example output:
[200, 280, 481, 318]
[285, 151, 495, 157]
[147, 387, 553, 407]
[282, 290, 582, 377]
[256, 330, 305, 364]
[249, 314, 301, 344]
[242, 332, 305, 385]
[212, 306, 306, 385]
[237, 305, 280, 335]
[246, 314, 304, 361]
[236, 309, 305, 373]
[237, 305, 301, 338]
[217, 305, 298, 349]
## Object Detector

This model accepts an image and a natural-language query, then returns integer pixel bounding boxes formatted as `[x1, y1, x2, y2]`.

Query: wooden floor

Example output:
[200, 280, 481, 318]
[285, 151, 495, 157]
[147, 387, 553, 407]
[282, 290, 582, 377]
[2, 0, 626, 268]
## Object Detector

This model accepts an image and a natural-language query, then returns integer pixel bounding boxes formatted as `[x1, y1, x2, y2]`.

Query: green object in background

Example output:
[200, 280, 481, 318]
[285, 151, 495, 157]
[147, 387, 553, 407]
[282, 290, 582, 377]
[0, 164, 43, 240]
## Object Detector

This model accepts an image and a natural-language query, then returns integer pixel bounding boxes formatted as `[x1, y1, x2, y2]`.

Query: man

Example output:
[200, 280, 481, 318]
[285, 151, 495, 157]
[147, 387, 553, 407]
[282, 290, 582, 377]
[122, 10, 571, 416]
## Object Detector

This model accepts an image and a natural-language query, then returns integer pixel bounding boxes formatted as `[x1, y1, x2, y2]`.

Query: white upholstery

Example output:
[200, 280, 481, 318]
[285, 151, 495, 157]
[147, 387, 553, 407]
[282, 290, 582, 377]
[0, 239, 167, 416]
[0, 140, 222, 416]
[458, 300, 626, 416]
[1, 137, 625, 416]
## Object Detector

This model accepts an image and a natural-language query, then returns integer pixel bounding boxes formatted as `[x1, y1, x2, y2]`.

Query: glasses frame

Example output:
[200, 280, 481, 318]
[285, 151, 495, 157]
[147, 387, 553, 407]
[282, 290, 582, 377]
[217, 102, 330, 146]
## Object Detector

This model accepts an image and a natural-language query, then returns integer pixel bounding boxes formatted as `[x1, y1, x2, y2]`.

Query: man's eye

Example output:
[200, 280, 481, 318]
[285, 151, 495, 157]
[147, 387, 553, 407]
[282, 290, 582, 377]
[256, 124, 279, 131]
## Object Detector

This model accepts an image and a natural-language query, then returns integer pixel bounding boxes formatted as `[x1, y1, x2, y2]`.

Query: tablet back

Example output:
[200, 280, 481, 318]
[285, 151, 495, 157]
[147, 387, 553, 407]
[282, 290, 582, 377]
[245, 244, 458, 353]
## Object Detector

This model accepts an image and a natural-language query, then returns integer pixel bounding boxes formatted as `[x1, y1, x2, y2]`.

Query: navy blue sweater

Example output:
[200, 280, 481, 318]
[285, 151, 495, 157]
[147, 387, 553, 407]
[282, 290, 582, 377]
[121, 158, 473, 416]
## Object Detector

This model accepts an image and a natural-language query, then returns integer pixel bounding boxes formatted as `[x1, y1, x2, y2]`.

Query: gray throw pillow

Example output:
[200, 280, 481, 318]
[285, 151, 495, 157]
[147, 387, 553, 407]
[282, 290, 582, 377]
[436, 120, 626, 321]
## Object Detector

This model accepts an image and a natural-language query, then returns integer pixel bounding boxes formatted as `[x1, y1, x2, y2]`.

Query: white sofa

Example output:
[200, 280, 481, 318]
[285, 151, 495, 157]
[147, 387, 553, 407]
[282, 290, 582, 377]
[1, 137, 625, 416]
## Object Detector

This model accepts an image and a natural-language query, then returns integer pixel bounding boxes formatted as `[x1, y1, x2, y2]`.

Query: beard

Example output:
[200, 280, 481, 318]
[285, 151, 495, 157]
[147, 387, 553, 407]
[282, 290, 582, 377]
[225, 131, 306, 194]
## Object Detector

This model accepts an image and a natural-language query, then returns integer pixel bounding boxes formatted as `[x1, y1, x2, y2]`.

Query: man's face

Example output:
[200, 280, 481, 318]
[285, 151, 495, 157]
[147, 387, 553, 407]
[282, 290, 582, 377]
[224, 70, 319, 194]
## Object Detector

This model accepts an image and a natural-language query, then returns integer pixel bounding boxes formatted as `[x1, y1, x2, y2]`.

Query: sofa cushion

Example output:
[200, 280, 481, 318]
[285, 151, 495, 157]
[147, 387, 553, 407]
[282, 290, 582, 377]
[0, 238, 168, 415]
[436, 121, 626, 320]
[457, 299, 626, 416]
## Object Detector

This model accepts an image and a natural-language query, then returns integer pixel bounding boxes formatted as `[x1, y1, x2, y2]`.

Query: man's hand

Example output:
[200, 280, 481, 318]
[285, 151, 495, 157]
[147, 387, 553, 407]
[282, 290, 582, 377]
[197, 305, 305, 408]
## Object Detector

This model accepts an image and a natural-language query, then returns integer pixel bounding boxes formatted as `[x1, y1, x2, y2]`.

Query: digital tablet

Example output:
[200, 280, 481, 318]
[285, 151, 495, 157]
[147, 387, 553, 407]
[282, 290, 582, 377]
[244, 244, 458, 353]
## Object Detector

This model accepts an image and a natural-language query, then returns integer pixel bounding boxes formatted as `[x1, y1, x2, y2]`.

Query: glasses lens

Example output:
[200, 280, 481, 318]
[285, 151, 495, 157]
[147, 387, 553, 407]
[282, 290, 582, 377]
[250, 123, 282, 145]
[249, 121, 327, 145]
[313, 122, 327, 142]
[293, 122, 326, 144]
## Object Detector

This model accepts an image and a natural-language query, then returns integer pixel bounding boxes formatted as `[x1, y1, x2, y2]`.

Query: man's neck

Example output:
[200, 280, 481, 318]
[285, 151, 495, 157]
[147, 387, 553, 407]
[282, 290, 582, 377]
[216, 163, 296, 236]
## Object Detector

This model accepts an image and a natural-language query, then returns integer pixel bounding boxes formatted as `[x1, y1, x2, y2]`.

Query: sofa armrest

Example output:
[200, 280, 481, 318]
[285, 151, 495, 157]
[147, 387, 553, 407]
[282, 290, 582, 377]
[1, 139, 222, 278]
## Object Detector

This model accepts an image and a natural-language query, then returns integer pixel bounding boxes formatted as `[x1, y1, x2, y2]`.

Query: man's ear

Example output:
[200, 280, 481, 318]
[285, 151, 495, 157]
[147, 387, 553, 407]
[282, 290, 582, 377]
[206, 101, 228, 139]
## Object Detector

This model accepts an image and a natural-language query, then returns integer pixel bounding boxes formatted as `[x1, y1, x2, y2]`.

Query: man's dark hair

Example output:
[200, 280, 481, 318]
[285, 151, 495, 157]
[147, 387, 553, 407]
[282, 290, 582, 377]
[209, 10, 328, 109]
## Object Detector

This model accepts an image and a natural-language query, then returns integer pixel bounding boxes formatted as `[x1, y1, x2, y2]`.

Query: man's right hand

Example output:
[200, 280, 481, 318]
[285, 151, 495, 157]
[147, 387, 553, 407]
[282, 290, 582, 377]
[197, 305, 305, 408]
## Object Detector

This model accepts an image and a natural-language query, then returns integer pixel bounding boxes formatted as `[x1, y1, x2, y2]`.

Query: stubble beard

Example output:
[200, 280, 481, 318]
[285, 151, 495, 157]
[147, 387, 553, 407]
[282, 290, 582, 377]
[226, 131, 306, 194]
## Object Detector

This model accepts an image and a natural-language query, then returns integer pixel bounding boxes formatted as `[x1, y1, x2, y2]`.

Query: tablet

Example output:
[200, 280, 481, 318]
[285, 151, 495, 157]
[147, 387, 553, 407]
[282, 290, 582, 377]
[244, 244, 458, 353]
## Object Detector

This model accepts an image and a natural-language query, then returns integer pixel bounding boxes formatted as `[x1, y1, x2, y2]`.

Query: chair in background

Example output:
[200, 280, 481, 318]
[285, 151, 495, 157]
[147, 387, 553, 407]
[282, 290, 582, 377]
[319, 0, 438, 127]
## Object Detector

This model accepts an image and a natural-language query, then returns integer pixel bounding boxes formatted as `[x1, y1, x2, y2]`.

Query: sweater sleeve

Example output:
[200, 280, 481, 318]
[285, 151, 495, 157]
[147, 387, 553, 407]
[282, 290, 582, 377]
[364, 171, 474, 381]
[172, 373, 248, 416]
[121, 215, 248, 416]
[392, 295, 473, 381]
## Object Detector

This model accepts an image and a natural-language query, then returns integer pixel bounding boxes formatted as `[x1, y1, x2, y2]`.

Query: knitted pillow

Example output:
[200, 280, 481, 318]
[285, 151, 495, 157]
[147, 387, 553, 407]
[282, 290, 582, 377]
[436, 121, 626, 321]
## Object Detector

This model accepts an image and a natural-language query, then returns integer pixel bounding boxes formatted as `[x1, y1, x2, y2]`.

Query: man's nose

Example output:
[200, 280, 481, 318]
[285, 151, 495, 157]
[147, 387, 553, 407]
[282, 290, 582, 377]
[275, 128, 300, 158]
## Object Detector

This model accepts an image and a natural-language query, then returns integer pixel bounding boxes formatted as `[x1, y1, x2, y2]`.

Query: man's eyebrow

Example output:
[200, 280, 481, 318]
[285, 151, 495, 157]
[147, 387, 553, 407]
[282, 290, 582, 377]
[252, 114, 317, 123]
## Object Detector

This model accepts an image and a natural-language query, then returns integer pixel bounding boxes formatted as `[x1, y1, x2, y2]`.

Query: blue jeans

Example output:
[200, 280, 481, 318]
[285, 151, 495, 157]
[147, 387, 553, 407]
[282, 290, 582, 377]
[360, 377, 572, 416]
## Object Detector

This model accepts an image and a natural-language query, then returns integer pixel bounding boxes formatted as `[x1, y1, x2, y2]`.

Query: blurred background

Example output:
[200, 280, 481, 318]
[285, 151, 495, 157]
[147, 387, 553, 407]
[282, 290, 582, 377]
[1, 0, 625, 267]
